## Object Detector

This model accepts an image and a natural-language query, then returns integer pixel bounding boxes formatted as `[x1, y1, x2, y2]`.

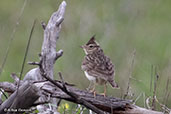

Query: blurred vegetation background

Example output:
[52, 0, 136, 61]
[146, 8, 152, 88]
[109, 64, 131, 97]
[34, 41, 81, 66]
[0, 0, 170, 111]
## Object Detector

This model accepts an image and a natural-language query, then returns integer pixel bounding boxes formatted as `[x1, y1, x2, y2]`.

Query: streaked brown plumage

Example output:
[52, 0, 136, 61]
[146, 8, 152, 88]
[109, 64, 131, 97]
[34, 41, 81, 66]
[81, 35, 118, 96]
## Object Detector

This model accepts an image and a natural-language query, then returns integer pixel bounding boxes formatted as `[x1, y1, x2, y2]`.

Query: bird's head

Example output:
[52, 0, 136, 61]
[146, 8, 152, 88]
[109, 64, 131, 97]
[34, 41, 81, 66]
[81, 35, 100, 55]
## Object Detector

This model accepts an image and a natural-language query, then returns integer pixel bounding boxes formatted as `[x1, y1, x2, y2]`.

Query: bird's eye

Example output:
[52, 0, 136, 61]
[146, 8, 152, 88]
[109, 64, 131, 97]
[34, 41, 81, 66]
[89, 45, 93, 48]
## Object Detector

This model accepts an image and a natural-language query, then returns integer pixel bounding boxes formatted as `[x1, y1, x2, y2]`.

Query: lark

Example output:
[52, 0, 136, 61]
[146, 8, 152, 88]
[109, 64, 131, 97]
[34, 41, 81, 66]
[81, 35, 118, 96]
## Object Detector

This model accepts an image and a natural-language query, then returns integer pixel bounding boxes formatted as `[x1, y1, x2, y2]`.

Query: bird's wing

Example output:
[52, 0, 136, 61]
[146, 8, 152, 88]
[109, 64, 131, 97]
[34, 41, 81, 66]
[94, 56, 114, 78]
[82, 55, 114, 80]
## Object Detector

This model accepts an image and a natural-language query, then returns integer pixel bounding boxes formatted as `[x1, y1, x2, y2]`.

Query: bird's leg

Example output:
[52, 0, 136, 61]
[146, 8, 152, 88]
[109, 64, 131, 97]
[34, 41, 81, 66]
[100, 84, 107, 97]
[86, 81, 92, 91]
[90, 82, 96, 92]
[90, 82, 96, 97]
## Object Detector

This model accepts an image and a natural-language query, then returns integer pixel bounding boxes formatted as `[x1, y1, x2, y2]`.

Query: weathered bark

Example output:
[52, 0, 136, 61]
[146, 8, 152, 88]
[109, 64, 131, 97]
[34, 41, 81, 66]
[23, 1, 66, 113]
[0, 80, 163, 114]
[0, 1, 66, 114]
[0, 81, 39, 114]
[40, 81, 163, 114]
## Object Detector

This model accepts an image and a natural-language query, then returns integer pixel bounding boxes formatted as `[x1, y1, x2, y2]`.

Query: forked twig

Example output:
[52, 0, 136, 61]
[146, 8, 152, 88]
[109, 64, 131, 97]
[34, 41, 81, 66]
[58, 72, 67, 91]
[41, 21, 46, 30]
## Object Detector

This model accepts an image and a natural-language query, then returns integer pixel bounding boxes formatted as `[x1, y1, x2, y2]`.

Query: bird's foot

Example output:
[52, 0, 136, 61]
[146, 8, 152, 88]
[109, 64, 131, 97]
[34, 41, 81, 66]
[89, 89, 96, 97]
[100, 93, 106, 97]
[93, 91, 96, 97]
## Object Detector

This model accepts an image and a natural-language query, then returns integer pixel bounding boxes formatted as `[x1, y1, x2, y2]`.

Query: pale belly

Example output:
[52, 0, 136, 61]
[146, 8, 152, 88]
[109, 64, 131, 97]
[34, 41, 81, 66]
[84, 71, 107, 85]
[84, 71, 96, 82]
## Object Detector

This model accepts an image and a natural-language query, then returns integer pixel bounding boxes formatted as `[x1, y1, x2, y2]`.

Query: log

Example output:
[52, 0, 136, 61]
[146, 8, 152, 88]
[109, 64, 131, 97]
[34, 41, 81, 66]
[0, 81, 39, 114]
[40, 81, 163, 114]
[0, 79, 164, 114]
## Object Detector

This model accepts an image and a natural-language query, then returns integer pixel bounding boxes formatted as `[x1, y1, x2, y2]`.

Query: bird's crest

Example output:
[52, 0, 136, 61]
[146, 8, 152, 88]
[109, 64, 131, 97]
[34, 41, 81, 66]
[86, 35, 99, 45]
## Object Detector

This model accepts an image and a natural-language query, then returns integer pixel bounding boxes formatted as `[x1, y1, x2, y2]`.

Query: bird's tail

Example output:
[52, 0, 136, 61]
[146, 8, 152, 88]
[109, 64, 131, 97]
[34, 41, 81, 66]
[109, 80, 119, 88]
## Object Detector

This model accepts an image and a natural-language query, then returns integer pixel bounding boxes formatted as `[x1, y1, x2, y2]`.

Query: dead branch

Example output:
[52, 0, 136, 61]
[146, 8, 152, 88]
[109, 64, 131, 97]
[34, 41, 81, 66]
[40, 80, 163, 114]
[0, 1, 67, 113]
[40, 70, 104, 114]
[0, 79, 163, 114]
[0, 81, 39, 114]
[0, 82, 16, 94]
